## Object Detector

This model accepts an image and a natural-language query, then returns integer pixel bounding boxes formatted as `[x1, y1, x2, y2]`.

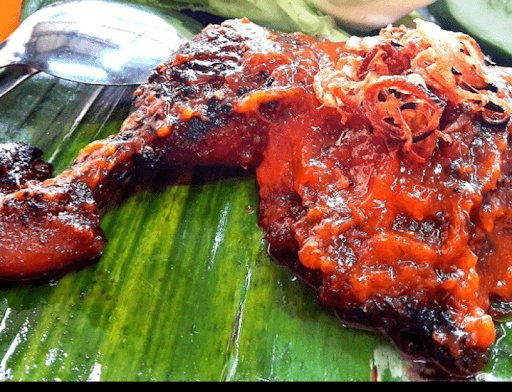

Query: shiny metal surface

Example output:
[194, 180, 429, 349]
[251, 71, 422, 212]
[0, 0, 186, 85]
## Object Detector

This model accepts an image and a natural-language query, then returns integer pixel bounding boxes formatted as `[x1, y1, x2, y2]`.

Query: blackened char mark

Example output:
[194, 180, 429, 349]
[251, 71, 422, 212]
[317, 291, 488, 379]
[0, 142, 53, 194]
[184, 97, 234, 142]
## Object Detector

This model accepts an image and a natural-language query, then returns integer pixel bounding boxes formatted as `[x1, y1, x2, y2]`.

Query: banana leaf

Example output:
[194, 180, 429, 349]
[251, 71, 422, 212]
[0, 0, 511, 382]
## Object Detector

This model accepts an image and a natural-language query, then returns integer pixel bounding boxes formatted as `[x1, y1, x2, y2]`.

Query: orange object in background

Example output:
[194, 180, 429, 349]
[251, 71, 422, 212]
[0, 0, 24, 42]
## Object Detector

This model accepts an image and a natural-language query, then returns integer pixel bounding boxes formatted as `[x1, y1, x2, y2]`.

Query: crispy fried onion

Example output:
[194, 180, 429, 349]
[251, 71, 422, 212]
[314, 19, 512, 153]
[363, 74, 445, 150]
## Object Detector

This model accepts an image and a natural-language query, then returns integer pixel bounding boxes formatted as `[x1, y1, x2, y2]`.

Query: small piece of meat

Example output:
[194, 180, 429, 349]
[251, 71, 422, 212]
[0, 144, 104, 280]
[2, 18, 512, 377]
[0, 142, 53, 194]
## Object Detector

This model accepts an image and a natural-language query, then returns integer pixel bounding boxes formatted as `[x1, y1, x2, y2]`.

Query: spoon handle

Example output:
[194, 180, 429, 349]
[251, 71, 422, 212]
[0, 65, 39, 98]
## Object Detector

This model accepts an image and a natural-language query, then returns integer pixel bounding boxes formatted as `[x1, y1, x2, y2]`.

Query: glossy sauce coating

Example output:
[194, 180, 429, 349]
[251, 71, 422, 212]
[130, 19, 512, 375]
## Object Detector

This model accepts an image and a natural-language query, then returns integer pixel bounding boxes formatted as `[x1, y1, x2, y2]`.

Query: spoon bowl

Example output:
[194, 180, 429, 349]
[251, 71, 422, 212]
[0, 0, 191, 86]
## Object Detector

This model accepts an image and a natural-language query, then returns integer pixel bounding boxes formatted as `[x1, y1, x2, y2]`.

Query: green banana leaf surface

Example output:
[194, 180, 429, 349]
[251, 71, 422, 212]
[1, 0, 512, 381]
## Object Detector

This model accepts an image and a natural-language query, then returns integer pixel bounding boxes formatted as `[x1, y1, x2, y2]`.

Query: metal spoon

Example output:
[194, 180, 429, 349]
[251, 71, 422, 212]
[0, 0, 191, 94]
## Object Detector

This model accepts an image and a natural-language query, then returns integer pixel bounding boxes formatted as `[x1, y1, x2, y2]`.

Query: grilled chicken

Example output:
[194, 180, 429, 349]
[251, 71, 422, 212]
[2, 18, 512, 377]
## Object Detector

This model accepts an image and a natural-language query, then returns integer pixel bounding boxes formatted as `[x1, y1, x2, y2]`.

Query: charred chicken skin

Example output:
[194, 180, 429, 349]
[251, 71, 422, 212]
[2, 18, 512, 377]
